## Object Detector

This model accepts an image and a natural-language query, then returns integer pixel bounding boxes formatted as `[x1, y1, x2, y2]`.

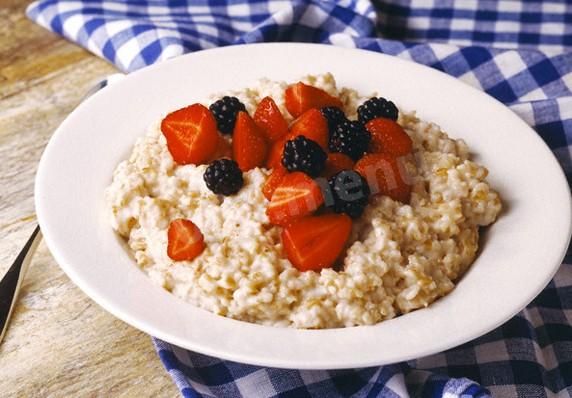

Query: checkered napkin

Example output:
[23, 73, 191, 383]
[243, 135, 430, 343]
[27, 1, 572, 397]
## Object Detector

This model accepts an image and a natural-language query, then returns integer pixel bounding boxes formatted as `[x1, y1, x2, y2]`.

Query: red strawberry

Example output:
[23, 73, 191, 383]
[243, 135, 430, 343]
[266, 138, 287, 169]
[233, 111, 269, 171]
[207, 135, 233, 162]
[321, 153, 355, 179]
[285, 82, 343, 118]
[167, 219, 205, 261]
[161, 104, 219, 165]
[365, 118, 413, 156]
[253, 96, 289, 142]
[289, 108, 329, 149]
[266, 172, 324, 226]
[354, 153, 411, 203]
[282, 214, 352, 272]
[262, 165, 288, 201]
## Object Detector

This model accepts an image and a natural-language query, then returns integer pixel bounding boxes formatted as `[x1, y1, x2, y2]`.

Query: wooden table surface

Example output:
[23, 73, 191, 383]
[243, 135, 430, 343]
[0, 1, 179, 396]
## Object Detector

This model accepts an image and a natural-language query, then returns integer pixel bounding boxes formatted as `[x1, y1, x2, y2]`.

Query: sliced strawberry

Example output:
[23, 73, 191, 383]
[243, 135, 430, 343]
[366, 118, 413, 156]
[232, 111, 269, 171]
[321, 153, 355, 179]
[289, 108, 329, 149]
[161, 104, 219, 165]
[207, 134, 233, 162]
[285, 82, 343, 118]
[282, 214, 352, 272]
[266, 172, 324, 226]
[253, 96, 289, 142]
[262, 165, 288, 201]
[266, 137, 287, 169]
[354, 153, 411, 203]
[167, 219, 205, 261]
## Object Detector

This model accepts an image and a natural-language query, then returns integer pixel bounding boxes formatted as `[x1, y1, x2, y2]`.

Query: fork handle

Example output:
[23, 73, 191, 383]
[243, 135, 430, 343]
[0, 226, 42, 344]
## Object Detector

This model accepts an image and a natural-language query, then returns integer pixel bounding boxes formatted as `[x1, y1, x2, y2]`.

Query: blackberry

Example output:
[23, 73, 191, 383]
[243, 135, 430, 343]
[320, 106, 348, 132]
[325, 170, 370, 218]
[357, 97, 398, 124]
[203, 159, 243, 195]
[282, 136, 327, 177]
[328, 120, 371, 161]
[209, 96, 246, 135]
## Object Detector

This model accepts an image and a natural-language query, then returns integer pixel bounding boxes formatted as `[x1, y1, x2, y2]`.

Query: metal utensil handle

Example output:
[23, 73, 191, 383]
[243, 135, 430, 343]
[0, 226, 42, 343]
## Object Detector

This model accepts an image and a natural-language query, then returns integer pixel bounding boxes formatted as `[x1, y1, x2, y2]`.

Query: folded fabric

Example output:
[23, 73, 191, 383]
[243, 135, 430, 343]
[27, 1, 572, 397]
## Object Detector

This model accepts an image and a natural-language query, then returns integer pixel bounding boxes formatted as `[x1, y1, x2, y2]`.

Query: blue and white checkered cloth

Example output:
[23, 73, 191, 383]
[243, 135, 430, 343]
[27, 1, 572, 397]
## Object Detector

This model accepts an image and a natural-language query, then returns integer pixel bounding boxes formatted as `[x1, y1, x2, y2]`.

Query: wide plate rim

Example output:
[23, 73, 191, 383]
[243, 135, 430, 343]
[35, 43, 572, 369]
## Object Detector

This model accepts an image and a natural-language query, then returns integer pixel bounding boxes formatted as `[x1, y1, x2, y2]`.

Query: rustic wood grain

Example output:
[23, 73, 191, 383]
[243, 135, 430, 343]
[0, 1, 179, 396]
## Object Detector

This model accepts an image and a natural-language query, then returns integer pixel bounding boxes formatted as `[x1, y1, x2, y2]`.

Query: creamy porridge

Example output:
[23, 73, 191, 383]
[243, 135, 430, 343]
[105, 74, 501, 328]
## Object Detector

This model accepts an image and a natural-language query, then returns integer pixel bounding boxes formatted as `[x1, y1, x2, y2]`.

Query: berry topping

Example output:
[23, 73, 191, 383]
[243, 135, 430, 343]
[282, 136, 327, 177]
[262, 165, 287, 201]
[325, 170, 370, 218]
[209, 96, 247, 135]
[289, 108, 329, 149]
[328, 120, 371, 161]
[357, 97, 398, 124]
[366, 118, 413, 156]
[285, 82, 343, 118]
[167, 219, 205, 261]
[354, 153, 411, 203]
[266, 172, 324, 226]
[253, 96, 289, 142]
[207, 135, 233, 163]
[161, 103, 219, 165]
[266, 138, 288, 169]
[320, 106, 348, 132]
[203, 159, 244, 196]
[282, 214, 352, 272]
[232, 111, 269, 171]
[322, 153, 355, 179]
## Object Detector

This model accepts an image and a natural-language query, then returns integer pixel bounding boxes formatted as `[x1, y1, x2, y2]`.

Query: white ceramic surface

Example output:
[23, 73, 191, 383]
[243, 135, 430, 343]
[35, 43, 572, 369]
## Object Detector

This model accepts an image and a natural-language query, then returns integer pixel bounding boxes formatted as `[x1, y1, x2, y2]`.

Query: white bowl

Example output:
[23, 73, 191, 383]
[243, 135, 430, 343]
[35, 43, 572, 369]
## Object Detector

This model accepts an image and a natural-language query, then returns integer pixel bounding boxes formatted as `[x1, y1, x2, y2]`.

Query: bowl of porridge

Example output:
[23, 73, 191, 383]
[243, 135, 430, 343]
[35, 43, 571, 368]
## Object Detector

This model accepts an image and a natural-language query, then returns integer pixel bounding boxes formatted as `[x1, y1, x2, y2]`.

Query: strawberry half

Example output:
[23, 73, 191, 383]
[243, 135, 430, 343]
[321, 153, 355, 179]
[354, 153, 411, 203]
[266, 172, 324, 226]
[161, 104, 219, 165]
[266, 138, 287, 169]
[233, 111, 269, 171]
[262, 165, 288, 201]
[366, 118, 413, 156]
[289, 108, 329, 150]
[207, 134, 233, 162]
[253, 96, 289, 142]
[285, 82, 343, 118]
[282, 214, 352, 272]
[167, 219, 205, 261]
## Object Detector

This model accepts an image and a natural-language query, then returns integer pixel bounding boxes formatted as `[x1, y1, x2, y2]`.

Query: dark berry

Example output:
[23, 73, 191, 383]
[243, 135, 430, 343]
[282, 136, 327, 177]
[328, 120, 371, 161]
[209, 96, 246, 135]
[320, 106, 348, 132]
[203, 159, 243, 195]
[357, 97, 398, 124]
[325, 170, 370, 218]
